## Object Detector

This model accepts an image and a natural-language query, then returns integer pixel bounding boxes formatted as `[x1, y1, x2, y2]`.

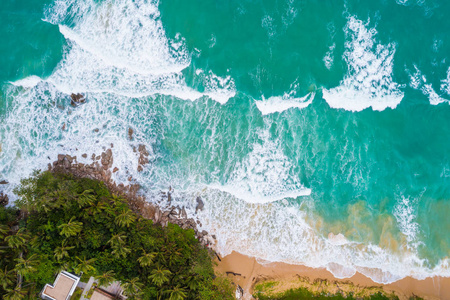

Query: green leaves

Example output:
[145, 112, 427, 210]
[121, 277, 144, 298]
[166, 286, 187, 300]
[54, 242, 75, 261]
[95, 270, 116, 287]
[77, 189, 96, 208]
[57, 216, 83, 237]
[0, 224, 9, 240]
[137, 251, 157, 267]
[74, 256, 96, 275]
[0, 267, 15, 289]
[5, 230, 29, 250]
[149, 266, 172, 287]
[3, 285, 27, 300]
[114, 208, 136, 228]
[5, 171, 234, 299]
[14, 254, 39, 277]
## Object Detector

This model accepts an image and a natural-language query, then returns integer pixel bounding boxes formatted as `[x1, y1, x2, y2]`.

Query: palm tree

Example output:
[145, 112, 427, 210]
[0, 267, 15, 289]
[114, 209, 136, 227]
[166, 286, 187, 300]
[5, 230, 28, 250]
[137, 251, 156, 267]
[111, 245, 131, 259]
[88, 200, 107, 216]
[149, 266, 171, 287]
[3, 285, 27, 300]
[77, 189, 96, 208]
[58, 217, 83, 237]
[107, 232, 127, 248]
[0, 224, 9, 240]
[54, 242, 74, 261]
[95, 270, 116, 287]
[185, 275, 200, 292]
[74, 256, 96, 275]
[14, 254, 38, 278]
[121, 277, 143, 298]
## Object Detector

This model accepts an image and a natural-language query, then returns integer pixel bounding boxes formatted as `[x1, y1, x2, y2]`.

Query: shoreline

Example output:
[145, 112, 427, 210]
[4, 150, 449, 299]
[215, 251, 450, 300]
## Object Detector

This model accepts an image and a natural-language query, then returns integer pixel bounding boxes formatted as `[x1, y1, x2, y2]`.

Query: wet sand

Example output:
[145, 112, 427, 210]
[215, 251, 450, 300]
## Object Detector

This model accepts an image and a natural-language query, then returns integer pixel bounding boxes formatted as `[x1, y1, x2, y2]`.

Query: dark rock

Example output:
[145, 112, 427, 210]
[236, 285, 244, 299]
[212, 235, 216, 240]
[196, 196, 204, 212]
[168, 192, 172, 203]
[0, 192, 9, 206]
[62, 157, 70, 169]
[82, 153, 87, 158]
[70, 93, 86, 106]
[138, 144, 149, 156]
[128, 127, 134, 140]
[93, 128, 99, 132]
[62, 123, 66, 130]
[113, 167, 119, 173]
[58, 154, 65, 161]
[137, 165, 143, 172]
[0, 180, 8, 184]
[181, 207, 187, 219]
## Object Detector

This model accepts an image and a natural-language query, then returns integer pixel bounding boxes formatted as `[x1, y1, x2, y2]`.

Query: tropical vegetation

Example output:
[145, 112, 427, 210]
[0, 171, 234, 299]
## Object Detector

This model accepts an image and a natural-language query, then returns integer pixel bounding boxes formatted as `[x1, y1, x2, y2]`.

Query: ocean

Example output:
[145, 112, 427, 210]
[1, 0, 450, 284]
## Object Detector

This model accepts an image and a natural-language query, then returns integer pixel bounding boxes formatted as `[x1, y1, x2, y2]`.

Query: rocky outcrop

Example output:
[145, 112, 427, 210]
[49, 149, 216, 249]
[0, 192, 8, 206]
[133, 144, 149, 172]
[70, 93, 86, 106]
[196, 196, 204, 212]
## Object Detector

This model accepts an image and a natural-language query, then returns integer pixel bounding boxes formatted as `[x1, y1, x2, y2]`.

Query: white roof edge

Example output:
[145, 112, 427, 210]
[42, 271, 81, 300]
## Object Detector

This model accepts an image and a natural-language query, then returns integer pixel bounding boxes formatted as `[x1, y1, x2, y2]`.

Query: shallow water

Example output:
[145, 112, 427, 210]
[1, 0, 450, 283]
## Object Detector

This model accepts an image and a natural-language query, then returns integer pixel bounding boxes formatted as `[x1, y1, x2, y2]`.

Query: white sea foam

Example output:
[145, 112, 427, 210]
[194, 188, 450, 284]
[255, 92, 314, 115]
[209, 126, 310, 204]
[407, 65, 449, 105]
[10, 75, 43, 88]
[41, 0, 235, 104]
[394, 196, 422, 249]
[323, 43, 335, 70]
[323, 16, 403, 111]
[2, 0, 449, 287]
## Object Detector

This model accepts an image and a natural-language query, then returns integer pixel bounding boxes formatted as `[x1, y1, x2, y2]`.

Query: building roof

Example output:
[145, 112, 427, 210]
[91, 288, 116, 300]
[41, 271, 80, 300]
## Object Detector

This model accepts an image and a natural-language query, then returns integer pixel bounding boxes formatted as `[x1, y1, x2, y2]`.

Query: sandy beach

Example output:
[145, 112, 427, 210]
[215, 251, 450, 300]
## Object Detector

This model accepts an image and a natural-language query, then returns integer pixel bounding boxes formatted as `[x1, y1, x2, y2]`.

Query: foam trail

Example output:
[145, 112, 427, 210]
[394, 196, 422, 249]
[194, 188, 450, 284]
[10, 75, 43, 88]
[323, 16, 403, 111]
[255, 92, 315, 115]
[407, 65, 449, 105]
[42, 0, 235, 104]
[210, 126, 311, 203]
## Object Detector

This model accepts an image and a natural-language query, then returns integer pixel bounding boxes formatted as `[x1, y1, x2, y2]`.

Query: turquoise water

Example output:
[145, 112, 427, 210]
[1, 0, 450, 283]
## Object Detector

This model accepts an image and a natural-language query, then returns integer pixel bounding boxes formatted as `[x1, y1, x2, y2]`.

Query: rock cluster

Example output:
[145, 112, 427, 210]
[0, 192, 8, 206]
[134, 144, 149, 172]
[49, 149, 215, 248]
[70, 93, 86, 106]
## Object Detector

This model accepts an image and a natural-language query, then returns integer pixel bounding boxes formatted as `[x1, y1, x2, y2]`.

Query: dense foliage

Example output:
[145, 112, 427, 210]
[254, 287, 400, 300]
[0, 171, 234, 299]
